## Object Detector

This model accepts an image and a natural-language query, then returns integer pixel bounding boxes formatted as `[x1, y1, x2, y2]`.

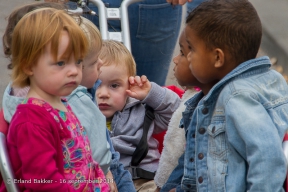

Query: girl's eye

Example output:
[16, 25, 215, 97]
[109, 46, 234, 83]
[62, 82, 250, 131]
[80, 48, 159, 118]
[76, 59, 83, 65]
[56, 61, 65, 66]
[111, 84, 119, 89]
[180, 50, 184, 56]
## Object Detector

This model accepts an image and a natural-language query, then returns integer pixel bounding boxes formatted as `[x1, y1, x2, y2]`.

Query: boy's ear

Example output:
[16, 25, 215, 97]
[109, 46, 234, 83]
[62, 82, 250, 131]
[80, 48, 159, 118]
[214, 48, 225, 68]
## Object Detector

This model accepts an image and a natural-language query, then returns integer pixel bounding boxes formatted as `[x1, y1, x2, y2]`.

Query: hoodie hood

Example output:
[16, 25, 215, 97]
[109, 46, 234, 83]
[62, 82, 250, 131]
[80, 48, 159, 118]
[2, 83, 25, 123]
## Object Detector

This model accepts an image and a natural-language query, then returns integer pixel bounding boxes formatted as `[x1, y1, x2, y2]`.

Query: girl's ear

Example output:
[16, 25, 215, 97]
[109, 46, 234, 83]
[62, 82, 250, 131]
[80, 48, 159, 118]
[214, 48, 225, 68]
[23, 65, 33, 76]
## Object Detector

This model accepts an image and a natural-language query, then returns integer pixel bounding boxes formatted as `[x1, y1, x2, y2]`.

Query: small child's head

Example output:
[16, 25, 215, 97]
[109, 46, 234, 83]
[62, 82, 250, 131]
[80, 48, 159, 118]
[185, 0, 262, 85]
[3, 2, 66, 69]
[96, 40, 136, 120]
[173, 30, 202, 88]
[79, 17, 103, 89]
[11, 8, 88, 97]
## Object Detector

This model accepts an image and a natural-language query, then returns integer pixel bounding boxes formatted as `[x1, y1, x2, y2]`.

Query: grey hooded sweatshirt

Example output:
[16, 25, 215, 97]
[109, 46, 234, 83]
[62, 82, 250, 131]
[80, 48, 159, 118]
[109, 82, 180, 173]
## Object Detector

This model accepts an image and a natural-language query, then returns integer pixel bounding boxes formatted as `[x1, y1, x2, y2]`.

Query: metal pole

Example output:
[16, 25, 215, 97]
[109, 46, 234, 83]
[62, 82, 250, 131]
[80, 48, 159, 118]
[0, 133, 19, 192]
[120, 0, 142, 51]
[89, 0, 109, 40]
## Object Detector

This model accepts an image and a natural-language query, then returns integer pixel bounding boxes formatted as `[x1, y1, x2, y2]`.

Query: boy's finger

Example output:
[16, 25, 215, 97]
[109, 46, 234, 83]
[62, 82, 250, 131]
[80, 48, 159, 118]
[141, 75, 148, 82]
[134, 76, 142, 86]
[126, 90, 136, 97]
[128, 76, 135, 84]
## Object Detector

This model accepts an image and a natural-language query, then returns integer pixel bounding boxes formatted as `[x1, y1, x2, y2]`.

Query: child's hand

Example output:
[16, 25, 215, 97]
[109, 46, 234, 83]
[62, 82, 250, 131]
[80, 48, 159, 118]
[169, 188, 176, 192]
[126, 75, 151, 101]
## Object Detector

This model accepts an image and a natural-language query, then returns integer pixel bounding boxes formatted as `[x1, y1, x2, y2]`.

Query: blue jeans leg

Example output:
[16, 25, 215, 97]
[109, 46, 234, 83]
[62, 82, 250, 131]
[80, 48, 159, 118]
[86, 0, 182, 86]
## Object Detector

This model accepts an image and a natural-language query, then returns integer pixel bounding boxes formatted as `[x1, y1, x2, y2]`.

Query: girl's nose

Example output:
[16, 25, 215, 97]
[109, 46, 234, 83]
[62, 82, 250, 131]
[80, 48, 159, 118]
[68, 63, 81, 77]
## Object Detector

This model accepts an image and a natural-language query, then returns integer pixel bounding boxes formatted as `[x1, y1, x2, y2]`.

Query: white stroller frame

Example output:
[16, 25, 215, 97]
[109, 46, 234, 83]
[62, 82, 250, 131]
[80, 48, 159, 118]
[0, 132, 19, 192]
[0, 1, 140, 191]
[69, 0, 142, 51]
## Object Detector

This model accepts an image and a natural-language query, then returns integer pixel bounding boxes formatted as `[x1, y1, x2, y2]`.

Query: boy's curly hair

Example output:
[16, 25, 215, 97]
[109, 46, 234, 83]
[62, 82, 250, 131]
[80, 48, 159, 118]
[186, 0, 262, 65]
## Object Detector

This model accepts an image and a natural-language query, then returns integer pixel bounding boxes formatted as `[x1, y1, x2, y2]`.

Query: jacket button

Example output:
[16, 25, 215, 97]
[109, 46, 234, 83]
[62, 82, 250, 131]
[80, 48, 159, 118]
[198, 128, 206, 134]
[192, 134, 195, 138]
[202, 108, 208, 114]
[198, 153, 204, 160]
[198, 177, 203, 183]
[190, 158, 194, 162]
[212, 126, 216, 133]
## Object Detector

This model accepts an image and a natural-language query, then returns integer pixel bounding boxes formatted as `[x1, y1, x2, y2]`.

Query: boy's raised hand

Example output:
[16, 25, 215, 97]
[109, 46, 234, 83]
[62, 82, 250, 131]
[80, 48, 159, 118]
[126, 75, 151, 101]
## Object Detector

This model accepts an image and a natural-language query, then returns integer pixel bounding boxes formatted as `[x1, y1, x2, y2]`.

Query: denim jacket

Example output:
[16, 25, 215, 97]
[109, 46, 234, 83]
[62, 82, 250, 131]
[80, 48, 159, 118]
[162, 56, 287, 192]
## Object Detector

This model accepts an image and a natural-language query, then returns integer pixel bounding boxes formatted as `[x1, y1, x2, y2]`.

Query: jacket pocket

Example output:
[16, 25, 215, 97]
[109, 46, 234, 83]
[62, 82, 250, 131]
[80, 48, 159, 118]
[136, 3, 180, 42]
[207, 122, 228, 161]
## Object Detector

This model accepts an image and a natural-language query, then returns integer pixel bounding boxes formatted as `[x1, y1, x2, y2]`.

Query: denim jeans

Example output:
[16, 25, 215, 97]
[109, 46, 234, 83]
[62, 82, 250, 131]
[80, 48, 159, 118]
[83, 0, 182, 86]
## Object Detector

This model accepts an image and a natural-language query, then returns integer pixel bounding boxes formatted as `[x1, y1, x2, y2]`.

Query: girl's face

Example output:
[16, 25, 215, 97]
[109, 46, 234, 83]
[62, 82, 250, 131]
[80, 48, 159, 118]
[173, 31, 201, 87]
[81, 49, 103, 89]
[28, 30, 82, 101]
[96, 64, 129, 121]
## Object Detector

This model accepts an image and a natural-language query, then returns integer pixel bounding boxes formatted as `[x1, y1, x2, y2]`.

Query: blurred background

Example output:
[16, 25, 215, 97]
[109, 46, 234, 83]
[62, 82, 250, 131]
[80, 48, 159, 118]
[0, 0, 288, 107]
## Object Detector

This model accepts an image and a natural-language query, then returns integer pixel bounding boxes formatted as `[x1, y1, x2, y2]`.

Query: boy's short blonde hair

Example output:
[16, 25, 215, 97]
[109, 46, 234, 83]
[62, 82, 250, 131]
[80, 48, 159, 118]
[11, 8, 88, 87]
[79, 16, 102, 62]
[98, 40, 136, 76]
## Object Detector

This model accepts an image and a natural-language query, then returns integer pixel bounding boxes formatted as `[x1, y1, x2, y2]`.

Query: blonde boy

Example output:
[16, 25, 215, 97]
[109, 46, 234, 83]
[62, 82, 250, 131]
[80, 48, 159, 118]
[96, 40, 180, 191]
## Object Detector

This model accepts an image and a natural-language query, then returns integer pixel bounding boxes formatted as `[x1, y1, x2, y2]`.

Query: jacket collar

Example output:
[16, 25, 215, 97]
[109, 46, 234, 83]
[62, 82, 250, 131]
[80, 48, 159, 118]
[185, 56, 271, 109]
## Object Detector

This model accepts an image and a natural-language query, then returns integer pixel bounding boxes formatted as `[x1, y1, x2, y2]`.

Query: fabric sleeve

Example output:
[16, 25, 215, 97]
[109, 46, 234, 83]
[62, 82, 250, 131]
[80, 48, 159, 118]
[0, 109, 8, 135]
[15, 122, 73, 191]
[225, 91, 286, 191]
[142, 82, 180, 134]
[160, 153, 185, 192]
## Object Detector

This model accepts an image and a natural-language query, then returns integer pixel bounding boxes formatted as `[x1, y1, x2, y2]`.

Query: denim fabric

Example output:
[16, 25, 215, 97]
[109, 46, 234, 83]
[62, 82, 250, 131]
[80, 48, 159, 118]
[161, 153, 185, 192]
[186, 0, 207, 16]
[83, 0, 182, 86]
[167, 56, 288, 191]
[106, 129, 136, 192]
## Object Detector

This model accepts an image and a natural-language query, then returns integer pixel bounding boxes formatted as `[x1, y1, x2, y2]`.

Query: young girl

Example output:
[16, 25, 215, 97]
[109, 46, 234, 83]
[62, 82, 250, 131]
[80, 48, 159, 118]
[154, 30, 205, 191]
[0, 8, 108, 191]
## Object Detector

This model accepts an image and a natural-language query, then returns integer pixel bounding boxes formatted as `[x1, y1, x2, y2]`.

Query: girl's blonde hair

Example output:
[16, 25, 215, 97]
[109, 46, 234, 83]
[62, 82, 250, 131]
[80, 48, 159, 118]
[11, 8, 88, 87]
[98, 40, 136, 76]
[79, 16, 102, 62]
